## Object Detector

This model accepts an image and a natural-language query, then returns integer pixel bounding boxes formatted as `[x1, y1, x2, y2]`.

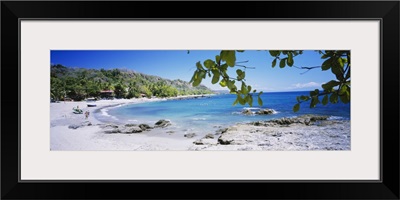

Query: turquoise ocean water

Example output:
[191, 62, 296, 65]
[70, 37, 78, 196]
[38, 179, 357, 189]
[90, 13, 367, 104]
[95, 91, 350, 134]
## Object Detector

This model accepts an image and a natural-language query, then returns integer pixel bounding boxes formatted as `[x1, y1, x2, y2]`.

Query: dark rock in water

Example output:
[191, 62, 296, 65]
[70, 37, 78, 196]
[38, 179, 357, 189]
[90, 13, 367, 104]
[252, 121, 263, 126]
[255, 109, 275, 115]
[155, 119, 171, 128]
[68, 124, 82, 129]
[125, 123, 138, 127]
[166, 131, 175, 134]
[139, 124, 152, 131]
[193, 139, 204, 145]
[122, 126, 142, 134]
[104, 129, 120, 134]
[218, 136, 233, 145]
[193, 138, 217, 145]
[216, 128, 228, 135]
[184, 133, 196, 138]
[247, 115, 329, 127]
[242, 109, 253, 115]
[100, 124, 119, 129]
[204, 134, 214, 139]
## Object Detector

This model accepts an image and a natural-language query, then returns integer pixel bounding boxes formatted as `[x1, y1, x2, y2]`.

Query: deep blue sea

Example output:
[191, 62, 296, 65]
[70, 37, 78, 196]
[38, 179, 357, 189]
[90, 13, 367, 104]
[96, 91, 350, 134]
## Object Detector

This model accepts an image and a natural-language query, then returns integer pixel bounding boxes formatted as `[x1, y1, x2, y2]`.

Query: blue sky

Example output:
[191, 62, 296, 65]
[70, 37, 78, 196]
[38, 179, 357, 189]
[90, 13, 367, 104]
[51, 50, 336, 92]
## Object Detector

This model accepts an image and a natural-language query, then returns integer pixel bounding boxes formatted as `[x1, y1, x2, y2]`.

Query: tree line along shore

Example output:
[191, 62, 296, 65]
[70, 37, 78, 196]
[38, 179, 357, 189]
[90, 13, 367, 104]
[50, 64, 214, 101]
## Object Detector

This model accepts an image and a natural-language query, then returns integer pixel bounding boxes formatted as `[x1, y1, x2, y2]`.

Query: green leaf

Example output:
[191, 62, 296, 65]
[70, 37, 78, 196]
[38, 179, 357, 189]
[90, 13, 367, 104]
[293, 103, 300, 112]
[247, 85, 252, 93]
[219, 79, 227, 87]
[220, 50, 236, 67]
[257, 96, 263, 106]
[322, 94, 329, 105]
[300, 95, 310, 101]
[196, 61, 204, 70]
[287, 53, 294, 66]
[198, 70, 206, 79]
[339, 84, 348, 95]
[321, 54, 329, 59]
[321, 58, 332, 71]
[236, 69, 245, 80]
[211, 70, 220, 84]
[215, 55, 221, 64]
[220, 63, 228, 71]
[330, 92, 338, 103]
[269, 50, 280, 57]
[322, 80, 341, 91]
[192, 78, 201, 87]
[310, 96, 320, 108]
[337, 57, 344, 68]
[228, 80, 236, 90]
[238, 95, 246, 105]
[241, 82, 248, 94]
[279, 59, 286, 68]
[339, 92, 350, 104]
[203, 59, 215, 69]
[310, 89, 319, 97]
[331, 65, 344, 81]
[272, 58, 277, 68]
[233, 97, 239, 106]
[190, 71, 198, 83]
[248, 95, 253, 107]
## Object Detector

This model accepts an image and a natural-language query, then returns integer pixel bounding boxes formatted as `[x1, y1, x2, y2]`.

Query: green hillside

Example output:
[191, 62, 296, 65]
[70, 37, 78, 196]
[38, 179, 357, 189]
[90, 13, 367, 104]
[50, 64, 214, 101]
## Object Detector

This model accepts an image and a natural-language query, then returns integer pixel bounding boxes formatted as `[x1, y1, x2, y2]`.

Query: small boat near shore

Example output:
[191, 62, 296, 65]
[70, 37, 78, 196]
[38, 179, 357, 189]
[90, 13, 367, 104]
[86, 97, 97, 107]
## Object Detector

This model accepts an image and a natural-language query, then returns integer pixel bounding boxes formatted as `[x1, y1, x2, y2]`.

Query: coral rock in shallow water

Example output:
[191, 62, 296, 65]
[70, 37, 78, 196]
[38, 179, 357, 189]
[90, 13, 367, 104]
[255, 109, 275, 115]
[139, 124, 152, 131]
[154, 119, 171, 128]
[184, 133, 197, 138]
[121, 126, 143, 134]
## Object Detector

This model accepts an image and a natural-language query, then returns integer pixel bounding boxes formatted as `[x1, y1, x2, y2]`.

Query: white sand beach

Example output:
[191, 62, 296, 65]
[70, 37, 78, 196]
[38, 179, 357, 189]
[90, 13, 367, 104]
[50, 96, 350, 151]
[50, 96, 213, 151]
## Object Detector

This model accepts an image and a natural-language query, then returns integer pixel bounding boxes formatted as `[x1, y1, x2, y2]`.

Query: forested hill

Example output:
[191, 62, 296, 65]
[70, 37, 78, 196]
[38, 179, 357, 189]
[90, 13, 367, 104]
[50, 64, 214, 101]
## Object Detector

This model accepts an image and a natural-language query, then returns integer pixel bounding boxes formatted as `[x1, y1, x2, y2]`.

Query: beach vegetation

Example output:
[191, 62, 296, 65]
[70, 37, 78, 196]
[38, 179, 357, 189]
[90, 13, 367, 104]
[189, 50, 351, 112]
[50, 65, 213, 101]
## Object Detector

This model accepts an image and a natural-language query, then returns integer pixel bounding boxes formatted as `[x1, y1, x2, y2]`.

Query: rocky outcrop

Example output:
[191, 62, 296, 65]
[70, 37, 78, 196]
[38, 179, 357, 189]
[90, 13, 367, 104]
[102, 124, 144, 134]
[139, 124, 152, 131]
[68, 121, 92, 129]
[155, 119, 171, 128]
[193, 138, 217, 145]
[255, 109, 275, 115]
[121, 126, 143, 134]
[184, 133, 197, 138]
[242, 109, 253, 115]
[218, 137, 234, 145]
[250, 115, 329, 127]
[215, 128, 228, 135]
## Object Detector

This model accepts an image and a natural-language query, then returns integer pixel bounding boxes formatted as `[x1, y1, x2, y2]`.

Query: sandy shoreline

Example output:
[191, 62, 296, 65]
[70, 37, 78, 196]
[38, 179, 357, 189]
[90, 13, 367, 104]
[50, 96, 350, 151]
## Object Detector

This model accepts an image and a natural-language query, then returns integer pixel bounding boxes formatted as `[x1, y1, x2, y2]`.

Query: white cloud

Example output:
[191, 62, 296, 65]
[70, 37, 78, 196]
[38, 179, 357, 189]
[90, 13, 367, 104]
[289, 82, 320, 89]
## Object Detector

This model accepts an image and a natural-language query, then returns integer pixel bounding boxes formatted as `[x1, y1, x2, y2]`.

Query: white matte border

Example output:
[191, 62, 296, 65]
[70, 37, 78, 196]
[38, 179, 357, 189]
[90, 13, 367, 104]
[20, 20, 380, 180]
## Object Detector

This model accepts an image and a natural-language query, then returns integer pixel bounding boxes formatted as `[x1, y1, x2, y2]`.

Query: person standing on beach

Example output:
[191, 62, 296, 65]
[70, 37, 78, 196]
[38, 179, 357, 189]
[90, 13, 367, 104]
[85, 111, 89, 119]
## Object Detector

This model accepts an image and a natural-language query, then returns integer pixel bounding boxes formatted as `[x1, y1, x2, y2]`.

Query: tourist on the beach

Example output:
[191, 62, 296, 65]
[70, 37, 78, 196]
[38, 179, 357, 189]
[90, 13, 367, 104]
[85, 111, 90, 119]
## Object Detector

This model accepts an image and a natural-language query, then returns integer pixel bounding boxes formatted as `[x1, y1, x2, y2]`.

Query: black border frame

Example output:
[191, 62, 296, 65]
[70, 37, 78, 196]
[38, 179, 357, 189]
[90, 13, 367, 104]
[2, 1, 399, 199]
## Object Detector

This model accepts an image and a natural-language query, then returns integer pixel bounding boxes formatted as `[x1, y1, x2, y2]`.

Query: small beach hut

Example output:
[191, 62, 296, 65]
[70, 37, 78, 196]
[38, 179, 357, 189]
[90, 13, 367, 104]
[100, 90, 114, 99]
